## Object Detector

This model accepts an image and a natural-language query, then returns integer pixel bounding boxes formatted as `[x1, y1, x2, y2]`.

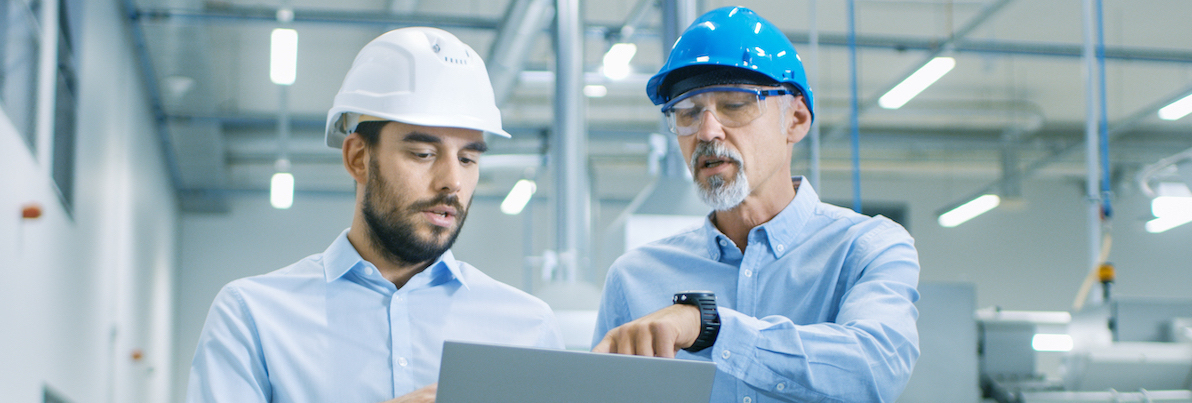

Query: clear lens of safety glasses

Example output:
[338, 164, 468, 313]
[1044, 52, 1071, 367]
[662, 87, 792, 136]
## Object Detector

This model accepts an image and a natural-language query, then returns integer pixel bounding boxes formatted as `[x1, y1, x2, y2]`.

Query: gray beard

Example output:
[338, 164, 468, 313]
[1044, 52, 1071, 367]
[689, 141, 750, 211]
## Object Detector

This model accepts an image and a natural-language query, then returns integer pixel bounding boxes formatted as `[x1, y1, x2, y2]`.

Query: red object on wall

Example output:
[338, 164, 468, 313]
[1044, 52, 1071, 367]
[21, 203, 42, 219]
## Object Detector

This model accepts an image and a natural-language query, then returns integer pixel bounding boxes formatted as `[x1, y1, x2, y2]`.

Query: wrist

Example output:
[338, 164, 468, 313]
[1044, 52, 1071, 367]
[673, 291, 720, 352]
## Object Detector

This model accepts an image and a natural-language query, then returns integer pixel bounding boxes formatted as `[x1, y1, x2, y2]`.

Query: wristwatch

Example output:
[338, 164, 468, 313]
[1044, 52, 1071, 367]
[673, 291, 720, 352]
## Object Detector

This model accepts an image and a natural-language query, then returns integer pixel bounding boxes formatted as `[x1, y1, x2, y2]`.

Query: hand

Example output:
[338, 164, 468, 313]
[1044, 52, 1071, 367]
[592, 304, 701, 358]
[381, 383, 437, 403]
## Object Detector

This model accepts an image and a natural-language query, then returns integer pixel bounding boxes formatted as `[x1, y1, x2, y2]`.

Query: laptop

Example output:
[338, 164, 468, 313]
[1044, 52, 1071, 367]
[435, 341, 717, 403]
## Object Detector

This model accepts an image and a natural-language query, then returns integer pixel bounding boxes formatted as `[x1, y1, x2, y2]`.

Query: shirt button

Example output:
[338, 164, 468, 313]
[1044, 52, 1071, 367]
[743, 269, 752, 277]
[776, 244, 785, 253]
[398, 357, 408, 367]
[718, 239, 727, 247]
[363, 266, 374, 275]
[777, 382, 785, 391]
[743, 397, 752, 403]
[721, 350, 731, 359]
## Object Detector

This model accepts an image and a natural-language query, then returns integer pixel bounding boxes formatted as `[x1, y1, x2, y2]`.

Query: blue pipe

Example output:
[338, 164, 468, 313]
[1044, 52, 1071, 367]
[847, 0, 862, 213]
[1095, 0, 1112, 219]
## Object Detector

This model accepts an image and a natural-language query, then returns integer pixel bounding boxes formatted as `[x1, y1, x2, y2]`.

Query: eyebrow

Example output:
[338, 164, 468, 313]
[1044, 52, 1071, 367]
[402, 131, 488, 153]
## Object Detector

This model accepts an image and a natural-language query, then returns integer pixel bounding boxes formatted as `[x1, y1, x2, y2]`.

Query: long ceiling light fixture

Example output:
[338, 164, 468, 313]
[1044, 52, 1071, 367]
[271, 159, 294, 209]
[601, 43, 637, 80]
[879, 56, 956, 109]
[270, 28, 298, 85]
[1145, 182, 1192, 233]
[938, 194, 1000, 228]
[500, 179, 537, 215]
[1158, 92, 1192, 121]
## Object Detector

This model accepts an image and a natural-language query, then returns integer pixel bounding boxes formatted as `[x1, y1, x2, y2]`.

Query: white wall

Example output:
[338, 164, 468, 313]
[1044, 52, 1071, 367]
[0, 1, 178, 402]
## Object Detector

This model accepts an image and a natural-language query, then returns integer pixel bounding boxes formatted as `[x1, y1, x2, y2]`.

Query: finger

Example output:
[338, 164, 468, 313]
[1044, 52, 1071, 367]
[654, 327, 676, 358]
[634, 325, 655, 357]
[614, 327, 637, 355]
[592, 336, 611, 353]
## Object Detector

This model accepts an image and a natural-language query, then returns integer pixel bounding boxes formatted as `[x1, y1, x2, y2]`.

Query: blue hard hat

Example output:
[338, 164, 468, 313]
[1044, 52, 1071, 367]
[647, 7, 813, 120]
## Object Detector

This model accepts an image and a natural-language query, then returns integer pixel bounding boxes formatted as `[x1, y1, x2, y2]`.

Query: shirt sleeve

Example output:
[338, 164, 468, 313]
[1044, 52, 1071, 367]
[187, 285, 272, 403]
[591, 266, 630, 349]
[535, 309, 567, 349]
[710, 223, 921, 403]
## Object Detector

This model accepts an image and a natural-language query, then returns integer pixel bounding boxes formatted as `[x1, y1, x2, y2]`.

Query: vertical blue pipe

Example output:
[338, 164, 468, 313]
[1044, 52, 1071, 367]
[1095, 0, 1112, 219]
[847, 0, 862, 213]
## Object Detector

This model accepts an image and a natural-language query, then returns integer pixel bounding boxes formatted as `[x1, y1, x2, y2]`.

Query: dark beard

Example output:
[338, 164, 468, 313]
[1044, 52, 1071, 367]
[361, 158, 469, 266]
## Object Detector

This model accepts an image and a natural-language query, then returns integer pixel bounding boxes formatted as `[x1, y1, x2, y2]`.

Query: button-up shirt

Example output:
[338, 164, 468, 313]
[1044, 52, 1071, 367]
[188, 229, 563, 403]
[593, 178, 920, 403]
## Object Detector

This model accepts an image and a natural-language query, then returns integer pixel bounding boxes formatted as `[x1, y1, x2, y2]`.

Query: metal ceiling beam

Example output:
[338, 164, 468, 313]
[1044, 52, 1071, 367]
[132, 6, 1192, 63]
[828, 0, 1015, 142]
[487, 0, 555, 106]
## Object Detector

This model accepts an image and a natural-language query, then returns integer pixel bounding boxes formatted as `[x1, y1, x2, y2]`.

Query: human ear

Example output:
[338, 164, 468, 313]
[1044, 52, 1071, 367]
[786, 96, 812, 144]
[342, 133, 370, 185]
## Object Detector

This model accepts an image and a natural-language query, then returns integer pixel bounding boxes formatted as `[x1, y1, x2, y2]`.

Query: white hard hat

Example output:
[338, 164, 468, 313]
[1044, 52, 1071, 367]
[325, 27, 510, 148]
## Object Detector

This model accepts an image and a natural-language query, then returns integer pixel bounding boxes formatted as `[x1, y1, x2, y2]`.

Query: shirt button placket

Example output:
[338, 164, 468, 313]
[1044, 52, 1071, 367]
[390, 292, 413, 392]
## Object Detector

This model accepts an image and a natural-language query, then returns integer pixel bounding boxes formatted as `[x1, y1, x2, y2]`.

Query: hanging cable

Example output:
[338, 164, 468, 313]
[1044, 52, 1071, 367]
[1095, 0, 1112, 220]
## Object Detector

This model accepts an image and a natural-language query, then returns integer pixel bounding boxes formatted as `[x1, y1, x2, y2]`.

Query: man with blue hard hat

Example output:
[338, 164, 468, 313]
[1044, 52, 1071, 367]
[593, 7, 920, 402]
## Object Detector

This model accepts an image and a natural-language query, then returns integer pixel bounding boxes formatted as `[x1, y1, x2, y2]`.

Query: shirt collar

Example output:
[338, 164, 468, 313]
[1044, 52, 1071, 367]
[703, 177, 819, 260]
[322, 229, 469, 289]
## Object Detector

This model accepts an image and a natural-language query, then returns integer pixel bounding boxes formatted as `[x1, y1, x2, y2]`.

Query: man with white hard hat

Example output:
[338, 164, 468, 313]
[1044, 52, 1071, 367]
[187, 27, 562, 403]
[592, 7, 920, 402]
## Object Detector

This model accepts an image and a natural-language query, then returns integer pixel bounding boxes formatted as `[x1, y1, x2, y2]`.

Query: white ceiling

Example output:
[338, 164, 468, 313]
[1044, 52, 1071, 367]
[125, 0, 1192, 211]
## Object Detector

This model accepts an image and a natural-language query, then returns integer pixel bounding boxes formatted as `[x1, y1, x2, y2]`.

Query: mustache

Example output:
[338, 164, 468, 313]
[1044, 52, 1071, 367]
[406, 193, 465, 214]
[688, 141, 743, 171]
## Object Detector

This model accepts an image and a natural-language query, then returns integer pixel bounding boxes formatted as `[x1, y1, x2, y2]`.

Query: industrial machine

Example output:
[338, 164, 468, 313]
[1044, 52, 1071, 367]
[978, 297, 1192, 403]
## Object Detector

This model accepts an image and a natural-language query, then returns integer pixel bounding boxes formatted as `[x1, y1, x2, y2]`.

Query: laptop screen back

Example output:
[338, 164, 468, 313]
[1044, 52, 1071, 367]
[436, 341, 716, 403]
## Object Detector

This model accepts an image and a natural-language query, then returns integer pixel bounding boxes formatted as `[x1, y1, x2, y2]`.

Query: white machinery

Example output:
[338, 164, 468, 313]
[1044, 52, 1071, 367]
[978, 297, 1192, 403]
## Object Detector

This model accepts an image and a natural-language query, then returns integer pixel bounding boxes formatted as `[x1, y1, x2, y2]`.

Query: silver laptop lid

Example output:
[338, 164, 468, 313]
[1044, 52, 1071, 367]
[436, 341, 716, 403]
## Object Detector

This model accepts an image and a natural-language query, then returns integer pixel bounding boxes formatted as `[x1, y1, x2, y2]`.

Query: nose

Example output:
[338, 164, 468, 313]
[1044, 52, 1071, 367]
[431, 157, 463, 194]
[694, 109, 726, 142]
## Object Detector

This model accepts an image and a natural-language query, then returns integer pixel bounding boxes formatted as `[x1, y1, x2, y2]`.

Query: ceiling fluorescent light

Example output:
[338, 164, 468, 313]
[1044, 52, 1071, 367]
[938, 194, 1000, 228]
[602, 43, 637, 80]
[500, 179, 537, 215]
[879, 57, 955, 109]
[270, 28, 298, 85]
[583, 85, 608, 98]
[1146, 195, 1192, 233]
[1158, 92, 1192, 121]
[1032, 334, 1073, 352]
[271, 172, 294, 209]
[271, 158, 293, 209]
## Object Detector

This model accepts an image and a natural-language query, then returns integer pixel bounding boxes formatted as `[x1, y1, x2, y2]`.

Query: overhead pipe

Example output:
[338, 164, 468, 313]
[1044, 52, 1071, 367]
[1095, 0, 1112, 219]
[552, 0, 587, 284]
[808, 0, 822, 190]
[847, 0, 861, 213]
[487, 0, 555, 106]
[1081, 0, 1103, 283]
[613, 0, 657, 43]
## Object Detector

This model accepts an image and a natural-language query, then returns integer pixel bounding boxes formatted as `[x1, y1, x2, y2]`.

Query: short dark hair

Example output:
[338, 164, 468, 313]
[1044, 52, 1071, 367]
[353, 120, 389, 148]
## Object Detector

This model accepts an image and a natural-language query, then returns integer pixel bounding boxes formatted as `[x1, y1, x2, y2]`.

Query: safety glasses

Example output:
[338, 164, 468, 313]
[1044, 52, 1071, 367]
[661, 87, 793, 136]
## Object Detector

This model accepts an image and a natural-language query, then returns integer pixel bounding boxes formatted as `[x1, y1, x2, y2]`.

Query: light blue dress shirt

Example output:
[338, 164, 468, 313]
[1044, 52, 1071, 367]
[593, 178, 920, 403]
[188, 229, 564, 403]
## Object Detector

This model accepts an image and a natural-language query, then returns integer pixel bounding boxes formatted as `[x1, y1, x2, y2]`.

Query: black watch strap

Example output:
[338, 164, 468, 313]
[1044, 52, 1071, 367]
[673, 291, 720, 352]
